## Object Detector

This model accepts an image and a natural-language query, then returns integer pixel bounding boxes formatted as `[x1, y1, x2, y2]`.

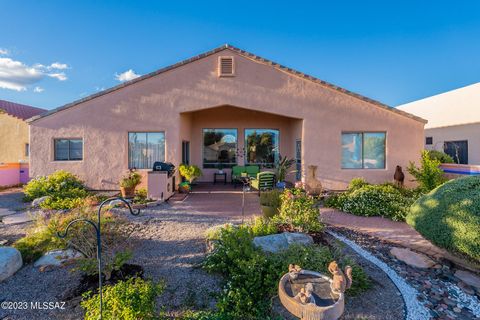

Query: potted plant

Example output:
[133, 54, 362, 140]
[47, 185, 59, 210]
[179, 164, 202, 185]
[275, 155, 295, 189]
[259, 190, 281, 218]
[119, 170, 142, 198]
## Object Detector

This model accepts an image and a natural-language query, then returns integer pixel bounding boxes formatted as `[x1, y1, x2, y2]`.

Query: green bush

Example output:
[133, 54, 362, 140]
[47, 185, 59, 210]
[81, 277, 165, 320]
[203, 224, 370, 319]
[259, 190, 281, 209]
[249, 217, 279, 237]
[23, 170, 89, 209]
[274, 188, 322, 232]
[407, 150, 447, 192]
[325, 179, 421, 222]
[407, 176, 480, 262]
[427, 150, 454, 163]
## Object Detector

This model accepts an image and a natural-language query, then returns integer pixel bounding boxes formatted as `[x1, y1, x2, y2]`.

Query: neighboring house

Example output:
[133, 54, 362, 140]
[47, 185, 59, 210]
[397, 82, 480, 165]
[0, 100, 46, 186]
[27, 44, 425, 190]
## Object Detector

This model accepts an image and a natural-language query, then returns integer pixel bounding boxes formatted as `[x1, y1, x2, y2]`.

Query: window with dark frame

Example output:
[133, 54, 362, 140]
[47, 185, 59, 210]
[54, 139, 83, 161]
[128, 132, 165, 169]
[341, 132, 386, 169]
[426, 137, 433, 145]
[203, 128, 237, 168]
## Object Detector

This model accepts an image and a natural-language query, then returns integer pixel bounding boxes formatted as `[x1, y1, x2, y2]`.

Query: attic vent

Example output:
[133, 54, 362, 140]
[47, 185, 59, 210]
[218, 56, 235, 77]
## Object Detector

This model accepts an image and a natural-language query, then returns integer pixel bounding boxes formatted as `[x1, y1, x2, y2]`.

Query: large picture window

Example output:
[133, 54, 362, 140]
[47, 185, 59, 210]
[341, 132, 385, 169]
[245, 129, 279, 167]
[203, 129, 237, 168]
[54, 139, 83, 161]
[128, 132, 165, 169]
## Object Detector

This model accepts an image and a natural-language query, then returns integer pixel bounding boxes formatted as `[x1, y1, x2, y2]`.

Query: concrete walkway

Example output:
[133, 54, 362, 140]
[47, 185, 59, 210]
[320, 208, 479, 271]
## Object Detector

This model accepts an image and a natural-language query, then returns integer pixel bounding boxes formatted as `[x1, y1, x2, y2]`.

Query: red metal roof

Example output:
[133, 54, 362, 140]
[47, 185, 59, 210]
[0, 99, 46, 120]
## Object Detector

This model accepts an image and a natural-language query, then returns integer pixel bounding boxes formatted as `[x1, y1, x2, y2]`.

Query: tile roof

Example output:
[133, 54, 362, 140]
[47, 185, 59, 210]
[0, 99, 46, 121]
[27, 44, 427, 124]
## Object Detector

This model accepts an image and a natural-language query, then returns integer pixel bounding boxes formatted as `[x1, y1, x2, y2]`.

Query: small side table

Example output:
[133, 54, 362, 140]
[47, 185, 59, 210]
[214, 172, 227, 184]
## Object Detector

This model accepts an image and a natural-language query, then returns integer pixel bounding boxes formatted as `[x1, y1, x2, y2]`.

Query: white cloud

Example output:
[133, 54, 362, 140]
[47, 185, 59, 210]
[0, 56, 69, 91]
[33, 86, 44, 93]
[0, 48, 8, 55]
[115, 69, 141, 82]
[50, 62, 68, 70]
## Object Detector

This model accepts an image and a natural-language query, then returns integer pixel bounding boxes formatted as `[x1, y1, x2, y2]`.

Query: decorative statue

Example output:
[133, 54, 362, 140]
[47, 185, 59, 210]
[288, 264, 302, 280]
[294, 283, 314, 304]
[328, 261, 353, 294]
[305, 165, 323, 196]
[394, 165, 405, 187]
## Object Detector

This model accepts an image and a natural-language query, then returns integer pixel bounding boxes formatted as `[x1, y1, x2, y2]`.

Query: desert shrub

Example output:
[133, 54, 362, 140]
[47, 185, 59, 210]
[203, 224, 370, 319]
[133, 188, 152, 204]
[407, 150, 447, 192]
[325, 179, 422, 222]
[259, 190, 281, 209]
[23, 170, 89, 209]
[249, 216, 279, 237]
[427, 150, 454, 163]
[274, 188, 322, 232]
[407, 176, 480, 262]
[81, 277, 165, 320]
[179, 164, 202, 183]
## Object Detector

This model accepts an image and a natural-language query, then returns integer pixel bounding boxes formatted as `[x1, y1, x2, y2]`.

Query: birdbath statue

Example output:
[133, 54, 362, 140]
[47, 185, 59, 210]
[278, 262, 353, 320]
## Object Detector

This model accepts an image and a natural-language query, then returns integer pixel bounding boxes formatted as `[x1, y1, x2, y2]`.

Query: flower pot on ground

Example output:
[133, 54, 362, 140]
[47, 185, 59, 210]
[178, 181, 191, 193]
[275, 154, 295, 187]
[119, 170, 142, 198]
[259, 190, 281, 218]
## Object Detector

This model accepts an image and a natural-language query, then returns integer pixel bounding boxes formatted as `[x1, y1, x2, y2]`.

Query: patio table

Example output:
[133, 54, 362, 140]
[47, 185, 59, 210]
[214, 172, 227, 184]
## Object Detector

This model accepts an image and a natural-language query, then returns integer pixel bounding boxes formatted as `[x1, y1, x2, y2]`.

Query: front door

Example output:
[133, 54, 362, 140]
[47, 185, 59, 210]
[182, 141, 190, 165]
[295, 139, 301, 181]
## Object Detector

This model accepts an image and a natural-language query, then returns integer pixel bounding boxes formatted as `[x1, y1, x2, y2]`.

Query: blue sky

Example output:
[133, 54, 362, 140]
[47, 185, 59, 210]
[1, 0, 479, 110]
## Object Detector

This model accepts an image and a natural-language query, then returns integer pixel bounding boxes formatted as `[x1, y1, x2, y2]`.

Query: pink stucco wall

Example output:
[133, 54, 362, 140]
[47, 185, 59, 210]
[29, 48, 424, 190]
[0, 163, 29, 186]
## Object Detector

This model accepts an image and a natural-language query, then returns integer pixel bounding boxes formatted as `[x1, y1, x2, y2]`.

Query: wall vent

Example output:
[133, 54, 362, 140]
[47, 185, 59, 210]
[218, 56, 235, 77]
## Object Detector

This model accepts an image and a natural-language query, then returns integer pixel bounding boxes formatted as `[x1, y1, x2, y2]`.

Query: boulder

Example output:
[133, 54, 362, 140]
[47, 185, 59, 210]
[34, 249, 82, 268]
[32, 196, 50, 208]
[390, 247, 436, 269]
[253, 232, 314, 253]
[454, 270, 480, 290]
[0, 247, 23, 281]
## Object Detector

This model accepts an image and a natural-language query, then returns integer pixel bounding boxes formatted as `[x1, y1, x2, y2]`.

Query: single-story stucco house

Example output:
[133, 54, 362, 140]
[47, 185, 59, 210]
[0, 100, 46, 186]
[397, 82, 480, 165]
[27, 44, 426, 190]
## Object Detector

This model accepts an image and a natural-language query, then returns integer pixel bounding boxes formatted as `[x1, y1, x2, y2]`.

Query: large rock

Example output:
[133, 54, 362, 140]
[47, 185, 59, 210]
[32, 196, 50, 208]
[253, 232, 314, 253]
[1, 212, 35, 225]
[34, 249, 82, 268]
[0, 247, 23, 281]
[390, 247, 436, 269]
[454, 270, 480, 289]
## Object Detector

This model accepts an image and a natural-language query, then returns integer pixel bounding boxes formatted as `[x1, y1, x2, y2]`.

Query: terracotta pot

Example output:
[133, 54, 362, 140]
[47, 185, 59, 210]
[120, 186, 135, 198]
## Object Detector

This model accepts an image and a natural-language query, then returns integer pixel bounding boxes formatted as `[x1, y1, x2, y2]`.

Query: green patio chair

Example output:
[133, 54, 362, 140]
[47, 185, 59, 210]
[232, 166, 246, 187]
[250, 171, 276, 195]
[245, 165, 260, 178]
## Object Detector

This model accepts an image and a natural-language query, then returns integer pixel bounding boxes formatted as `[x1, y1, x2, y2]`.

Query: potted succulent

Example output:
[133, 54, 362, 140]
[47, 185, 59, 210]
[259, 190, 281, 218]
[119, 170, 142, 198]
[275, 155, 296, 189]
[179, 164, 202, 185]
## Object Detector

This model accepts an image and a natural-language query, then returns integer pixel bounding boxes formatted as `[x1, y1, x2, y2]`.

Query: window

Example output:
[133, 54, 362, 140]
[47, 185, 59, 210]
[54, 139, 83, 161]
[128, 132, 165, 169]
[203, 129, 237, 168]
[218, 56, 235, 77]
[426, 137, 433, 145]
[444, 140, 468, 164]
[25, 143, 29, 157]
[341, 132, 385, 169]
[245, 129, 279, 167]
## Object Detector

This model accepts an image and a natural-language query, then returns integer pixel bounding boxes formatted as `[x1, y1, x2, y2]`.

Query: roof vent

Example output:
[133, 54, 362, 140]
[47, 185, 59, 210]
[218, 56, 235, 77]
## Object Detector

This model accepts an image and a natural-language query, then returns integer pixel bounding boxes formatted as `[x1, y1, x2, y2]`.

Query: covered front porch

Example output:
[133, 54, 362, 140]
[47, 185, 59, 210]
[179, 105, 303, 184]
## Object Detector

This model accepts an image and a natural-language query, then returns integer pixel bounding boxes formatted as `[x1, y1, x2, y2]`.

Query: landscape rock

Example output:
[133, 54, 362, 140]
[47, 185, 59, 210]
[1, 212, 34, 225]
[0, 247, 23, 281]
[454, 270, 480, 290]
[34, 249, 82, 268]
[0, 208, 15, 217]
[31, 196, 50, 208]
[390, 247, 436, 269]
[253, 232, 313, 253]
